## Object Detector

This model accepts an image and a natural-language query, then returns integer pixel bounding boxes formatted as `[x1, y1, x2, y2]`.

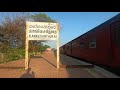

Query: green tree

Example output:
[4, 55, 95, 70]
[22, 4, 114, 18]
[40, 44, 50, 53]
[31, 13, 57, 22]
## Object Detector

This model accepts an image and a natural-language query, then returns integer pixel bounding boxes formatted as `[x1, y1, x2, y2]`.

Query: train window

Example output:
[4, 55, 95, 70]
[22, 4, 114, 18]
[80, 43, 84, 48]
[67, 46, 69, 50]
[115, 28, 120, 46]
[115, 26, 120, 46]
[111, 21, 120, 46]
[89, 39, 96, 48]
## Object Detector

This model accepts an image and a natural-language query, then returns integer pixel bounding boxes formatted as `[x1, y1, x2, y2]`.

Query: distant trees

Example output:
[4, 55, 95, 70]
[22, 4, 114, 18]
[40, 44, 50, 53]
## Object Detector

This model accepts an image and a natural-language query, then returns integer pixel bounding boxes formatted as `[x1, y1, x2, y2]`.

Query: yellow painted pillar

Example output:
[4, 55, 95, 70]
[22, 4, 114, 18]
[57, 23, 60, 69]
[25, 21, 29, 70]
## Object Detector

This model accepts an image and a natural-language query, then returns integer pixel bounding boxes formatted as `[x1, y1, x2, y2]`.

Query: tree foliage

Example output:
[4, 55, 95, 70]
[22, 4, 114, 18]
[30, 13, 57, 22]
[0, 12, 57, 62]
[29, 13, 56, 53]
[0, 13, 29, 48]
[40, 44, 50, 52]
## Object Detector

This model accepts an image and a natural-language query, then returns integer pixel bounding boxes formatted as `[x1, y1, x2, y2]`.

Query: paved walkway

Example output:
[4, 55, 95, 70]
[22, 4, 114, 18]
[0, 51, 119, 78]
[19, 51, 106, 78]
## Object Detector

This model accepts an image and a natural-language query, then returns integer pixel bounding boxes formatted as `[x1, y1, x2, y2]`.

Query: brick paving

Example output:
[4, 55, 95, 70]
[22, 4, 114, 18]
[0, 51, 117, 78]
[19, 51, 101, 78]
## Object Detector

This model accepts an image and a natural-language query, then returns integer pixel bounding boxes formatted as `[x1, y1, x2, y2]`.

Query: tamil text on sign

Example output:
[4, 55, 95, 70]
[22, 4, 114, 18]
[27, 22, 57, 40]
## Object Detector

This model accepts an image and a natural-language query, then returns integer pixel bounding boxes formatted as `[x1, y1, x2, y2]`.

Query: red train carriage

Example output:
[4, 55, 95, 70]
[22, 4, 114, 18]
[60, 45, 65, 54]
[66, 42, 72, 56]
[60, 13, 120, 69]
[110, 19, 120, 68]
[71, 22, 113, 67]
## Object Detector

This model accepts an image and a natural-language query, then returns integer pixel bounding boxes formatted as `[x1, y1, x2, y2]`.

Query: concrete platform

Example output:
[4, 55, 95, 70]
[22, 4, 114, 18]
[61, 54, 120, 78]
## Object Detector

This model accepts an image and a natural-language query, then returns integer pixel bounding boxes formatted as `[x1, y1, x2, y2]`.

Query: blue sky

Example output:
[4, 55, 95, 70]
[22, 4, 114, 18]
[36, 12, 120, 48]
[0, 12, 120, 48]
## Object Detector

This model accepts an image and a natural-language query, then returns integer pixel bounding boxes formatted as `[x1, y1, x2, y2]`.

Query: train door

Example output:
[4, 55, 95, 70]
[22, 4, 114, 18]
[110, 21, 120, 66]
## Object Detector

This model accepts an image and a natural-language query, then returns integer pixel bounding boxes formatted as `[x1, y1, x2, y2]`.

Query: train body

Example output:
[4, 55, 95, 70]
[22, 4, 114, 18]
[60, 14, 120, 69]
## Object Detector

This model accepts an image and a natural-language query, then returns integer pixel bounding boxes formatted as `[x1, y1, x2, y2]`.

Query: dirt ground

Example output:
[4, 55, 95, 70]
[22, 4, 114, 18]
[0, 59, 25, 78]
[0, 51, 116, 78]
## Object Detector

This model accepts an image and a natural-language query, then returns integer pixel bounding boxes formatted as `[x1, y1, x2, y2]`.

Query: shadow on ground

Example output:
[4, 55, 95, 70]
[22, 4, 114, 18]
[59, 54, 95, 78]
[28, 52, 95, 78]
[20, 68, 35, 78]
[41, 56, 57, 68]
[31, 55, 56, 68]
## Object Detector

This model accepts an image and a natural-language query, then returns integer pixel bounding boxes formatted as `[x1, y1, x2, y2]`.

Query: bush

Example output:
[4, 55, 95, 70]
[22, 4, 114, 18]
[3, 48, 25, 62]
[40, 45, 50, 54]
[1, 44, 50, 63]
